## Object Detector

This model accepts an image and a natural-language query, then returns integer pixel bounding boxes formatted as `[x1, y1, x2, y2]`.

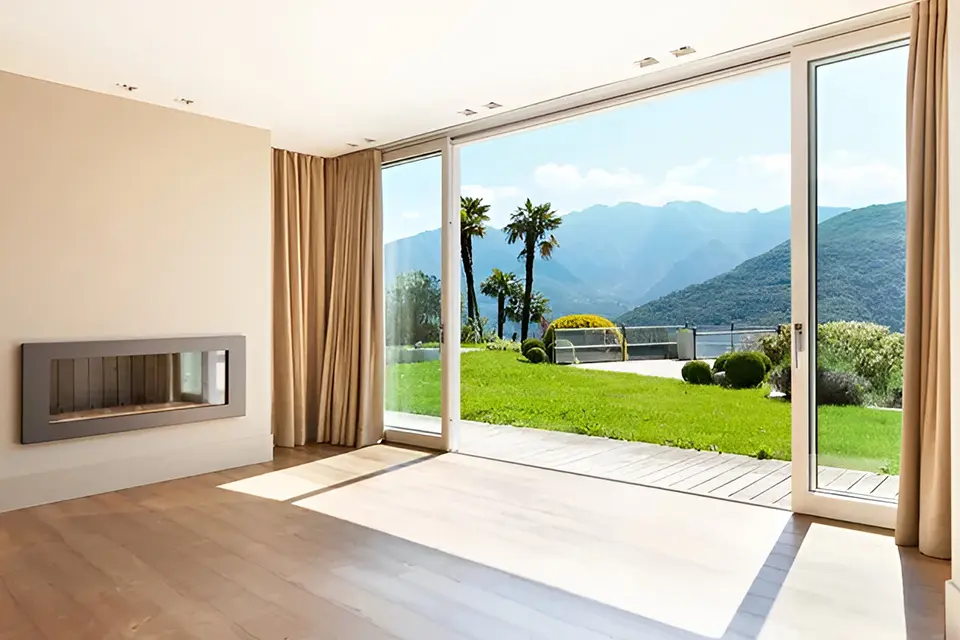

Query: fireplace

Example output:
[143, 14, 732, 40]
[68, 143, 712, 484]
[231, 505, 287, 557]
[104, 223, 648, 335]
[21, 336, 245, 443]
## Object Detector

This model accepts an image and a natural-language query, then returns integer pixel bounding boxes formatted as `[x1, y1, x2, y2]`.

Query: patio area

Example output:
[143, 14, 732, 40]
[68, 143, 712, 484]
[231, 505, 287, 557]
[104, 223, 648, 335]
[387, 412, 900, 509]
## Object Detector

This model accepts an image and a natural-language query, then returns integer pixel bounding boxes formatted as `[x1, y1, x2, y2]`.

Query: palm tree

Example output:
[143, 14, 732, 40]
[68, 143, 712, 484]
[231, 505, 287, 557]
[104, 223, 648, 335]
[503, 199, 562, 339]
[479, 268, 522, 339]
[506, 290, 551, 328]
[460, 196, 490, 329]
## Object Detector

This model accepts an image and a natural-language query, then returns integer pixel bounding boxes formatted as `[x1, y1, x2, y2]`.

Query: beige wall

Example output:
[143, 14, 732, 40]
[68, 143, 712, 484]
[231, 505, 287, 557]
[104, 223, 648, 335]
[948, 6, 959, 636]
[0, 71, 273, 511]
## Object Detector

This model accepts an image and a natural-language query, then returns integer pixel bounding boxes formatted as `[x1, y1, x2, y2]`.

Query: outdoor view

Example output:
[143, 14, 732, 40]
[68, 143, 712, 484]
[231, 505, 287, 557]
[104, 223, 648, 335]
[383, 48, 907, 503]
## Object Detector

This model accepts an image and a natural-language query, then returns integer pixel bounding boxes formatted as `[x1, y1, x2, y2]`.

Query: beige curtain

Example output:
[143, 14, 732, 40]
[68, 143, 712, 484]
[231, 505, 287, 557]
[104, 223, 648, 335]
[272, 148, 384, 448]
[896, 0, 950, 560]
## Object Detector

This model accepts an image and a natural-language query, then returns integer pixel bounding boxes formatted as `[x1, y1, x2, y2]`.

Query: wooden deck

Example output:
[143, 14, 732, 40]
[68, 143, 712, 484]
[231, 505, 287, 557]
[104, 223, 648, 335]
[457, 420, 901, 509]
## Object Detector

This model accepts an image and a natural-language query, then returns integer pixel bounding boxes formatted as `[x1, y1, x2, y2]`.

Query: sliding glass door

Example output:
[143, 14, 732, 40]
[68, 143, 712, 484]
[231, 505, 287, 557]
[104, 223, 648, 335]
[381, 140, 460, 450]
[791, 22, 908, 528]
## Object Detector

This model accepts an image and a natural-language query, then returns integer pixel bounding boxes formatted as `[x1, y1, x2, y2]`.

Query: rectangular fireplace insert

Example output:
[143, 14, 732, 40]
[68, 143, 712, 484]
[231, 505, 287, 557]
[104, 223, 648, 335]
[21, 336, 245, 443]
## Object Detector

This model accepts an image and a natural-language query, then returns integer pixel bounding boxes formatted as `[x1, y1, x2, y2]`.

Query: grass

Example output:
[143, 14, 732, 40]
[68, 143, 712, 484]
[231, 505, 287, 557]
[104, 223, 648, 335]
[386, 349, 902, 474]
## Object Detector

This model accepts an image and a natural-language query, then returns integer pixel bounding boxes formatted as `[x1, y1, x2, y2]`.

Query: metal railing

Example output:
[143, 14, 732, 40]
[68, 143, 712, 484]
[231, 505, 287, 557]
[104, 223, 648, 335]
[553, 323, 780, 364]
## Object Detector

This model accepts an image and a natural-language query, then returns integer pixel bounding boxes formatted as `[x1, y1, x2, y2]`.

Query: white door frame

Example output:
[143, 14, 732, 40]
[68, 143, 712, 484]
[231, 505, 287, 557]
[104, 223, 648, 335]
[789, 20, 909, 529]
[381, 138, 461, 452]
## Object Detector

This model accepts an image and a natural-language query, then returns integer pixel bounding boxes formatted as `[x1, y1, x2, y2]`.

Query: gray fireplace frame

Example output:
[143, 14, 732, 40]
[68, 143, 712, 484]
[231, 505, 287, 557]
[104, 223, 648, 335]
[21, 335, 246, 444]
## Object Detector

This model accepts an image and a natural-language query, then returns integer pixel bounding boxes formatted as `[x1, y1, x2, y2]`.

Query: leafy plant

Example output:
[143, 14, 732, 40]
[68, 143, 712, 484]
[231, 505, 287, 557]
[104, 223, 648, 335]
[460, 196, 490, 329]
[504, 199, 562, 340]
[485, 338, 521, 352]
[723, 352, 767, 389]
[758, 325, 791, 367]
[816, 370, 867, 406]
[713, 352, 732, 373]
[385, 270, 441, 345]
[681, 360, 713, 385]
[525, 346, 548, 364]
[479, 268, 522, 340]
[521, 338, 545, 358]
[770, 362, 792, 398]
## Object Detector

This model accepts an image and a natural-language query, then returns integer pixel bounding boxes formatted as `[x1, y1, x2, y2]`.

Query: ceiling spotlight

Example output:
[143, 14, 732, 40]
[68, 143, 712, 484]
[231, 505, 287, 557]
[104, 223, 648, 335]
[174, 97, 194, 105]
[115, 83, 137, 92]
[458, 108, 477, 117]
[363, 137, 376, 143]
[482, 102, 502, 110]
[634, 57, 659, 68]
[670, 45, 696, 58]
[346, 142, 360, 148]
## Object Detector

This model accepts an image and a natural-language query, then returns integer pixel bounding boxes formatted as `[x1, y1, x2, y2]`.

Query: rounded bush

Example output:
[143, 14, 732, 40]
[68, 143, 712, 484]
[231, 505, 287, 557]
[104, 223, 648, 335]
[723, 352, 767, 389]
[758, 352, 773, 374]
[521, 338, 545, 358]
[543, 314, 623, 362]
[681, 360, 713, 385]
[712, 352, 732, 373]
[816, 370, 867, 406]
[525, 346, 548, 364]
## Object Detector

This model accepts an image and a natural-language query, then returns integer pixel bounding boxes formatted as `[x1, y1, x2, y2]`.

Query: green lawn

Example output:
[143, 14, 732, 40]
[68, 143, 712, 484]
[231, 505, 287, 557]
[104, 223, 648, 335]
[386, 349, 902, 474]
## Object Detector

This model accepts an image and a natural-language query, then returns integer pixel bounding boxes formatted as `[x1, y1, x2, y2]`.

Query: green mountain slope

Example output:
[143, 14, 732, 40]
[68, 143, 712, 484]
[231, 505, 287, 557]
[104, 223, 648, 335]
[615, 202, 907, 331]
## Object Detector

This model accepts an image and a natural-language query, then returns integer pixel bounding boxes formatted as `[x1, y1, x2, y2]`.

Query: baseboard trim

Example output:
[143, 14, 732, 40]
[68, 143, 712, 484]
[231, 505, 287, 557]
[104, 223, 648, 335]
[0, 432, 272, 513]
[947, 580, 960, 640]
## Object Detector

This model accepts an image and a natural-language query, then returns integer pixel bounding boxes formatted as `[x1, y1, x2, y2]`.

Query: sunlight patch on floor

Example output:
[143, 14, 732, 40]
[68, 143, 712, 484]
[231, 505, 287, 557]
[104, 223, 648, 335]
[218, 445, 431, 501]
[293, 450, 791, 637]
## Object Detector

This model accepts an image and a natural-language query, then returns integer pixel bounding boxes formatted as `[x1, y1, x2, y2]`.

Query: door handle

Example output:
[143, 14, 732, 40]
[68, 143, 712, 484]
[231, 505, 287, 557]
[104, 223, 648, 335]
[793, 322, 804, 369]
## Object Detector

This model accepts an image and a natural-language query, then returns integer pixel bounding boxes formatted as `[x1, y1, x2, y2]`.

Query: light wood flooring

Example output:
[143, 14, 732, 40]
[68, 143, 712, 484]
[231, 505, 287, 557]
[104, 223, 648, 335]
[0, 444, 947, 640]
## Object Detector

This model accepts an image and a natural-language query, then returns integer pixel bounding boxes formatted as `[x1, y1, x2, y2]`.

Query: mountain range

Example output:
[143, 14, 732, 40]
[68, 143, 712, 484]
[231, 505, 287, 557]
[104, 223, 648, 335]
[616, 202, 907, 331]
[385, 200, 850, 327]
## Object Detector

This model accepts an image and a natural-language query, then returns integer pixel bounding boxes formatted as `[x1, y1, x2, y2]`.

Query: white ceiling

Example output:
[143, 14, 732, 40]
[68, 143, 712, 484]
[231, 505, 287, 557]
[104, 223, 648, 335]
[0, 0, 907, 157]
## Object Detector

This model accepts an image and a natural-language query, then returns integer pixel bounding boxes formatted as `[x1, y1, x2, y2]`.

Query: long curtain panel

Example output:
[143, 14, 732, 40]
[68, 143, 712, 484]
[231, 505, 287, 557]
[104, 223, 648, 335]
[272, 148, 384, 448]
[895, 0, 950, 560]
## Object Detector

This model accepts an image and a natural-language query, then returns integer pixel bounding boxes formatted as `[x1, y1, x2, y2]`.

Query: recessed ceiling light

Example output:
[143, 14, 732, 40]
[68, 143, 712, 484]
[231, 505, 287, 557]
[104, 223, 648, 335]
[482, 102, 502, 110]
[670, 45, 696, 58]
[174, 97, 194, 105]
[634, 57, 659, 68]
[458, 109, 477, 117]
[346, 142, 360, 148]
[115, 83, 137, 92]
[363, 137, 376, 143]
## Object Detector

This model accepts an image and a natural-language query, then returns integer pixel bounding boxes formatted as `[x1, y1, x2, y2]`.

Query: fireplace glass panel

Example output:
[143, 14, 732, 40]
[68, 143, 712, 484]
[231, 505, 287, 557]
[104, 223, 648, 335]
[48, 349, 227, 423]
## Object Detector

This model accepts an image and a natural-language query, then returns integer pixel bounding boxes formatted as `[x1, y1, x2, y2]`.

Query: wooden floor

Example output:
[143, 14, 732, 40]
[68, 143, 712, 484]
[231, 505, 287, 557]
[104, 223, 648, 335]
[0, 445, 946, 639]
[457, 419, 900, 508]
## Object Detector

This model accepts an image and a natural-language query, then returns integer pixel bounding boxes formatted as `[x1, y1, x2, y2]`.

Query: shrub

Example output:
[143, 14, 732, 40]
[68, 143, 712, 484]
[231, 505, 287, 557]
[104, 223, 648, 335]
[543, 314, 624, 362]
[758, 325, 791, 367]
[521, 338, 545, 358]
[723, 352, 767, 389]
[816, 370, 867, 406]
[713, 352, 732, 373]
[485, 338, 520, 352]
[758, 352, 773, 374]
[525, 346, 548, 364]
[770, 362, 791, 398]
[681, 360, 713, 385]
[818, 321, 903, 405]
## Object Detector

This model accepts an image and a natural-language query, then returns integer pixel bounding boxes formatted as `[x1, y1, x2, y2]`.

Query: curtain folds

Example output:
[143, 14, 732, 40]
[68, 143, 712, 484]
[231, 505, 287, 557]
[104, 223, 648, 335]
[272, 148, 384, 448]
[895, 0, 951, 560]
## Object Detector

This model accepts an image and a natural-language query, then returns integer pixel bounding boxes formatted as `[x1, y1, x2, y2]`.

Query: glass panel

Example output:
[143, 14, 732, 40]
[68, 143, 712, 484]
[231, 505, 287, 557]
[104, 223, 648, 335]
[383, 155, 443, 434]
[812, 44, 908, 500]
[48, 350, 227, 423]
[453, 66, 794, 504]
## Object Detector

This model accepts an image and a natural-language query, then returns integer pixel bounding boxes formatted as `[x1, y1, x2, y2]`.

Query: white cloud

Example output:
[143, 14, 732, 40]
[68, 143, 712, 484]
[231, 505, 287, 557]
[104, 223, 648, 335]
[400, 210, 421, 220]
[528, 160, 716, 211]
[533, 164, 646, 191]
[737, 150, 904, 208]
[461, 184, 522, 202]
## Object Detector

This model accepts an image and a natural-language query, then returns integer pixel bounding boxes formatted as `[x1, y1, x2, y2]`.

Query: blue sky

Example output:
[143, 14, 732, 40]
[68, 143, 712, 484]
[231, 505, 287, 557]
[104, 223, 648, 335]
[384, 44, 908, 243]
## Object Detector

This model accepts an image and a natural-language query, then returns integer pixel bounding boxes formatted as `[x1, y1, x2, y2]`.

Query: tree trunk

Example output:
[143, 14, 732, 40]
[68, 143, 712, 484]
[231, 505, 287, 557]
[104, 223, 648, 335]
[521, 241, 535, 340]
[461, 238, 477, 324]
[496, 294, 505, 339]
